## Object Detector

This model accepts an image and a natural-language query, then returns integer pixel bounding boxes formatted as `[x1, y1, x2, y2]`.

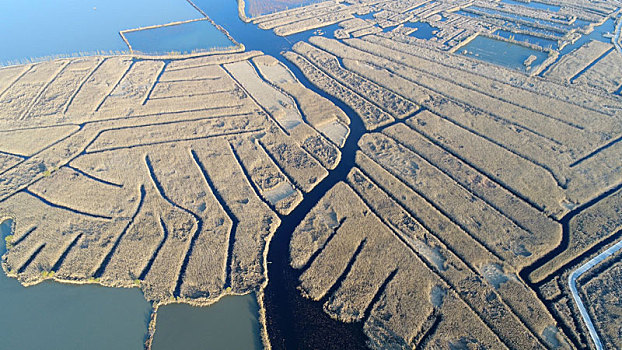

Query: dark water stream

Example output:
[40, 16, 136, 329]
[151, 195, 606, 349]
[190, 0, 371, 348]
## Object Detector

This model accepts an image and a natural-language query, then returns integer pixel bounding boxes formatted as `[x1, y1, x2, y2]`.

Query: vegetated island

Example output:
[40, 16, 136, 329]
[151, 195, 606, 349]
[0, 48, 347, 348]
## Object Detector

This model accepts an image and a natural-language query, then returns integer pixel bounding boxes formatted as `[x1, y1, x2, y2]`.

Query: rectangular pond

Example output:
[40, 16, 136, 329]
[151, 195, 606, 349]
[151, 293, 263, 350]
[123, 19, 236, 56]
[0, 0, 202, 65]
[455, 10, 566, 37]
[458, 35, 549, 72]
[469, 6, 571, 30]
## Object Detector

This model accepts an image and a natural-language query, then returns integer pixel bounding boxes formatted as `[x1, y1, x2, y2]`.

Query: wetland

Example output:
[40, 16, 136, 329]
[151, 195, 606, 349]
[1, 0, 622, 349]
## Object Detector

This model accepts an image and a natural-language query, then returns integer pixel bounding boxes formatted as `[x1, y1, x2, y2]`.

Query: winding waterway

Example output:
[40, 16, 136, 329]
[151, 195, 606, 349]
[189, 0, 372, 347]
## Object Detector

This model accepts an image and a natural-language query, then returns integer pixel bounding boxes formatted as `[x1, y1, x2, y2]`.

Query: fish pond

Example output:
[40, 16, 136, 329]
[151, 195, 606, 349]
[123, 19, 235, 56]
[458, 35, 549, 72]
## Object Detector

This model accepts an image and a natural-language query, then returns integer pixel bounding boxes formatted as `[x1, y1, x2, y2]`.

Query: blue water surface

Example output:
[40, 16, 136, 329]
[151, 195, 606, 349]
[404, 21, 438, 39]
[500, 0, 561, 12]
[152, 294, 263, 350]
[494, 29, 559, 49]
[0, 0, 202, 64]
[124, 19, 235, 55]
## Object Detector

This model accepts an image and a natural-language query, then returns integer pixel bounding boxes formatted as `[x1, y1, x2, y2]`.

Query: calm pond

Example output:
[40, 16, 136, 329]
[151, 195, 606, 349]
[152, 294, 263, 350]
[0, 219, 151, 349]
[458, 35, 549, 72]
[123, 19, 235, 56]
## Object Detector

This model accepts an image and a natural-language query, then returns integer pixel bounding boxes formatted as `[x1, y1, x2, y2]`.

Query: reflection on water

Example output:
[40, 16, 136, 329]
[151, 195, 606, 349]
[0, 219, 151, 350]
[458, 35, 549, 72]
[151, 294, 263, 350]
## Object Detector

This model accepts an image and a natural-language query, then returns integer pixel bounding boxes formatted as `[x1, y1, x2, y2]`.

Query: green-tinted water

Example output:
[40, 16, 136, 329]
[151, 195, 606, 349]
[151, 294, 263, 350]
[0, 219, 151, 350]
